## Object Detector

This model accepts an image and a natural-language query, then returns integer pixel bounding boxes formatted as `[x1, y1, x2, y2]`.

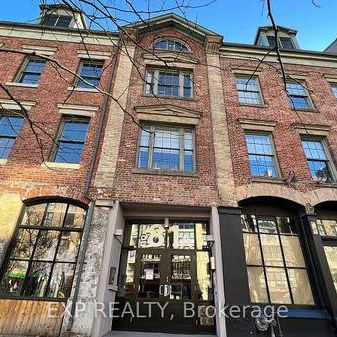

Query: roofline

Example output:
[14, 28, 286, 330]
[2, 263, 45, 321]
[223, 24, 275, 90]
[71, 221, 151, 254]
[39, 4, 83, 14]
[0, 20, 119, 37]
[253, 25, 298, 45]
[124, 12, 221, 38]
[324, 37, 337, 53]
[220, 41, 337, 65]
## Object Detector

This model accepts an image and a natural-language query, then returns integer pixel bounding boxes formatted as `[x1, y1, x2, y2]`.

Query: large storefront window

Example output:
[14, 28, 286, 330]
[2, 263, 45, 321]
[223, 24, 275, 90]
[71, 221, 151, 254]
[312, 205, 337, 295]
[0, 202, 86, 299]
[242, 214, 314, 305]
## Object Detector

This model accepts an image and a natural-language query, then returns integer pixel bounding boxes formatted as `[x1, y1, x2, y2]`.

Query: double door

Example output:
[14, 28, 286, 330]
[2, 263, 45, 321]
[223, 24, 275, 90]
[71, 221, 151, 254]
[113, 248, 215, 334]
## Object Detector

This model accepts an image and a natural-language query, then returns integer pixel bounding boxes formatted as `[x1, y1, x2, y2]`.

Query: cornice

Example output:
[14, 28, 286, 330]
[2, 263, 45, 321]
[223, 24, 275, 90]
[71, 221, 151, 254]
[219, 44, 337, 69]
[0, 22, 118, 46]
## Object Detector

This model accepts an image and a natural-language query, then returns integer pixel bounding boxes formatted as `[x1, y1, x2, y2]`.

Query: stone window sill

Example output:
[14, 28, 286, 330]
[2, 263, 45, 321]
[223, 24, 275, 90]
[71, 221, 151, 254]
[238, 103, 268, 108]
[67, 86, 99, 93]
[313, 181, 337, 188]
[251, 176, 284, 184]
[5, 82, 39, 88]
[291, 107, 319, 113]
[0, 159, 8, 165]
[132, 167, 199, 177]
[41, 162, 80, 170]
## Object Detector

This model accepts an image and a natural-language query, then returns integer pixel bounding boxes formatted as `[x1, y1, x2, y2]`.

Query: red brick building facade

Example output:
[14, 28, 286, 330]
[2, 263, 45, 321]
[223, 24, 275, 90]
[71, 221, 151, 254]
[1, 5, 337, 337]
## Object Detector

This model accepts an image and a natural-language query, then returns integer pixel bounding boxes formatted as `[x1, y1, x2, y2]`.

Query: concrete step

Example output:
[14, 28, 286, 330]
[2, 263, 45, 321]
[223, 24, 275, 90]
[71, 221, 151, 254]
[105, 332, 216, 337]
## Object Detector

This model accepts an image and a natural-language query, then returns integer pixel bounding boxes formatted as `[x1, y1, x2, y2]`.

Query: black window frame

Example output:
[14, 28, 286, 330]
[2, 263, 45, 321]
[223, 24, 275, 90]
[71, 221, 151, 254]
[0, 201, 87, 301]
[41, 14, 73, 28]
[266, 35, 295, 49]
[242, 213, 315, 306]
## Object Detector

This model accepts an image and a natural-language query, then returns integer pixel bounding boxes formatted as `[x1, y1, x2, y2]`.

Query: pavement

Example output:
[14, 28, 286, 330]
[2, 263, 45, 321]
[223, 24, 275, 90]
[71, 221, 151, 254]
[105, 332, 216, 337]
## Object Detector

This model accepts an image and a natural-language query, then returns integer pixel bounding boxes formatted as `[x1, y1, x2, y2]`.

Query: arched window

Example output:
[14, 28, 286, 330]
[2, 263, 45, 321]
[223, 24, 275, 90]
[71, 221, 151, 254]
[153, 38, 189, 52]
[240, 198, 315, 305]
[0, 201, 86, 299]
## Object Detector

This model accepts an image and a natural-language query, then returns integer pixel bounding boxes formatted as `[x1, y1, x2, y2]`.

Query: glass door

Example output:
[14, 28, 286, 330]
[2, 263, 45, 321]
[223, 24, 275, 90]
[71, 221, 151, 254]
[113, 221, 215, 334]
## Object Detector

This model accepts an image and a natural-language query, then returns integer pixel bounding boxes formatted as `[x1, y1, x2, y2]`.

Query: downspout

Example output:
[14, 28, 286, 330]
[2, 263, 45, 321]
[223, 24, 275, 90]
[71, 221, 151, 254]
[66, 43, 121, 332]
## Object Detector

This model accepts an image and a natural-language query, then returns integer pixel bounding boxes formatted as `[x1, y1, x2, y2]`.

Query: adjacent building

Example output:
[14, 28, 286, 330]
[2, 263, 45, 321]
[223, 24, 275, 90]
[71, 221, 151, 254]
[1, 4, 337, 337]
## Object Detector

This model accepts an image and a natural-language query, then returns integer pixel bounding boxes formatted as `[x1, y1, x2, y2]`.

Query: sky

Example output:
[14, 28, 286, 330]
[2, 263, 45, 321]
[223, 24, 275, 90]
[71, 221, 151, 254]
[0, 0, 336, 51]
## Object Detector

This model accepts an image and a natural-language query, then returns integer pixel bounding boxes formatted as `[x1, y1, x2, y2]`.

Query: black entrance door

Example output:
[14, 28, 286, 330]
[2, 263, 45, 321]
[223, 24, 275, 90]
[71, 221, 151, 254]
[112, 221, 215, 334]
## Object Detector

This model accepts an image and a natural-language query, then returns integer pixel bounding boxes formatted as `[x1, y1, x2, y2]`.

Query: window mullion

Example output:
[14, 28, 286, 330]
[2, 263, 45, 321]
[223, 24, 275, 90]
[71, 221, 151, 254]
[276, 220, 295, 304]
[148, 126, 155, 169]
[179, 128, 184, 171]
[256, 216, 271, 303]
[154, 70, 159, 95]
[179, 73, 184, 97]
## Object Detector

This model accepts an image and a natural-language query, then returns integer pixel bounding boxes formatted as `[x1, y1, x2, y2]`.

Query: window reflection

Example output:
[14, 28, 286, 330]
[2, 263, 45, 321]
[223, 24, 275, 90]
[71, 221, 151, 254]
[23, 262, 52, 297]
[196, 252, 213, 301]
[0, 202, 86, 299]
[168, 223, 195, 249]
[47, 263, 75, 298]
[242, 214, 314, 305]
[138, 254, 161, 298]
[266, 267, 291, 304]
[0, 260, 29, 296]
[324, 246, 337, 293]
[316, 220, 337, 237]
[247, 266, 268, 303]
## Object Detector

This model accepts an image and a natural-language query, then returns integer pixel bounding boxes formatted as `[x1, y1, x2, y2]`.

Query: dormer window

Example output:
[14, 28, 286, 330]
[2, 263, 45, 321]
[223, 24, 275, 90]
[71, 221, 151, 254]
[153, 39, 189, 52]
[267, 35, 294, 49]
[255, 26, 299, 49]
[41, 14, 72, 28]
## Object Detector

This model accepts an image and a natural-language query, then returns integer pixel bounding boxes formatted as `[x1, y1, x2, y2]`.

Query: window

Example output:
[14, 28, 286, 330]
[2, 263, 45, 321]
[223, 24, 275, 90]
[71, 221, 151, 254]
[331, 84, 337, 99]
[279, 37, 294, 49]
[0, 202, 86, 299]
[301, 138, 335, 182]
[75, 61, 104, 88]
[286, 81, 313, 109]
[153, 39, 189, 52]
[41, 14, 72, 28]
[267, 36, 294, 49]
[245, 133, 279, 177]
[145, 69, 193, 98]
[236, 76, 263, 105]
[53, 119, 89, 164]
[242, 214, 314, 305]
[137, 125, 195, 172]
[0, 114, 24, 159]
[17, 58, 46, 85]
[267, 36, 276, 48]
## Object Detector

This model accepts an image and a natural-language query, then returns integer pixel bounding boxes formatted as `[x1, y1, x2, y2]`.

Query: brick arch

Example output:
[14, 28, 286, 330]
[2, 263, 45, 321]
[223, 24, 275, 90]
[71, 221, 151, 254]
[236, 183, 306, 209]
[308, 188, 337, 206]
[22, 185, 90, 207]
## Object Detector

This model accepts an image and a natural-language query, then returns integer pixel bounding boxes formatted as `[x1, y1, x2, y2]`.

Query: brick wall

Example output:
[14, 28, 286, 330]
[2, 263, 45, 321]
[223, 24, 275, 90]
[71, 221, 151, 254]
[220, 57, 337, 200]
[0, 35, 115, 202]
[109, 29, 219, 207]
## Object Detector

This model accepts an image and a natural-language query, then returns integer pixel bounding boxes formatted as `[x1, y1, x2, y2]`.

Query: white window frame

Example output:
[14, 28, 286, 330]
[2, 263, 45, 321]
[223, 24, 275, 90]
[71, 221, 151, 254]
[145, 69, 193, 99]
[136, 124, 196, 172]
